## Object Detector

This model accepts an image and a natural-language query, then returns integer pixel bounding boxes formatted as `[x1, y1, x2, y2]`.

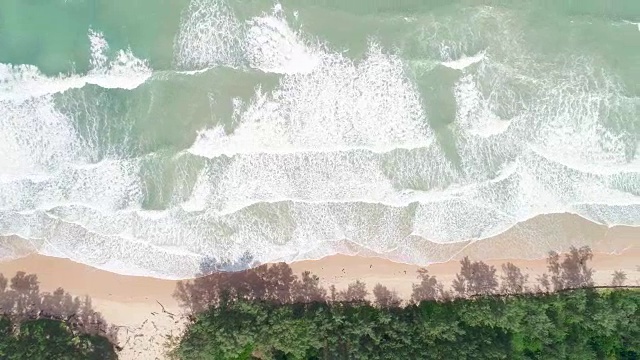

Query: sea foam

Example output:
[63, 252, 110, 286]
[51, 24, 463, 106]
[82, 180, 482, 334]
[441, 50, 486, 70]
[0, 2, 638, 279]
[188, 41, 433, 157]
[174, 0, 322, 75]
[0, 31, 150, 103]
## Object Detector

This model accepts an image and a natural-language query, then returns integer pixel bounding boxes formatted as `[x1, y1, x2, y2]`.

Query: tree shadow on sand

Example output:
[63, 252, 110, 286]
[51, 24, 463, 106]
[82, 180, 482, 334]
[546, 246, 594, 291]
[175, 246, 608, 316]
[410, 246, 599, 301]
[0, 271, 119, 356]
[174, 252, 332, 314]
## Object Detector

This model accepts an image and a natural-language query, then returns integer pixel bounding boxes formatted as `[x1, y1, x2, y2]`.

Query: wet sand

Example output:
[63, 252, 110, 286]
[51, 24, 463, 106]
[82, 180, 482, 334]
[0, 213, 637, 280]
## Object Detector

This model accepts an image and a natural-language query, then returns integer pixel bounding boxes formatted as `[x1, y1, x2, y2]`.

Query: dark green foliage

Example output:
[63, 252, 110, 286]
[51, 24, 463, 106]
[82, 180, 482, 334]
[0, 316, 118, 359]
[0, 272, 119, 359]
[172, 246, 638, 359]
[173, 289, 640, 360]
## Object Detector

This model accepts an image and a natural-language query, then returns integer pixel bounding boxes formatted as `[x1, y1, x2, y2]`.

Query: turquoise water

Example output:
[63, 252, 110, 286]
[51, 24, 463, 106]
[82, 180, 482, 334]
[1, 0, 639, 278]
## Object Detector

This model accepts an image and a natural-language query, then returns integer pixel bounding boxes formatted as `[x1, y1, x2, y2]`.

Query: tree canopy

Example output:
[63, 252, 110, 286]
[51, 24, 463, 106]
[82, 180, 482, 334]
[171, 246, 640, 359]
[0, 271, 119, 359]
[172, 289, 640, 360]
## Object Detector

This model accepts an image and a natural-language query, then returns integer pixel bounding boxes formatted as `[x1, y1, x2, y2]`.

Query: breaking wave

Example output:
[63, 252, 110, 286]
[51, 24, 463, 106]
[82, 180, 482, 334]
[0, 1, 638, 278]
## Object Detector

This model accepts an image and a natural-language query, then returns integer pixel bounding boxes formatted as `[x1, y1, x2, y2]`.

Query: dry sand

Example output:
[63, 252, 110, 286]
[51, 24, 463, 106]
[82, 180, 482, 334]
[0, 248, 638, 359]
[291, 248, 640, 300]
[0, 216, 638, 359]
[0, 254, 182, 359]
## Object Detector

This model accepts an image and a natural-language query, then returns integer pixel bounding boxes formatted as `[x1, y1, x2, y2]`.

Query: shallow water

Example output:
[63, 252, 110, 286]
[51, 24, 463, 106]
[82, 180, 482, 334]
[1, 0, 639, 278]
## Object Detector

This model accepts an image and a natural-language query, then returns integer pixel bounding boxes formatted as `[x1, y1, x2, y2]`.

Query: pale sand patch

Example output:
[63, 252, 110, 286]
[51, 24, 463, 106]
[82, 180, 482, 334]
[291, 247, 640, 300]
[0, 255, 184, 360]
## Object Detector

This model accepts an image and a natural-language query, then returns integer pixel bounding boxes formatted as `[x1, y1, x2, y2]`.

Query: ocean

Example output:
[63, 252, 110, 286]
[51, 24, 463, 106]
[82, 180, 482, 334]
[1, 0, 639, 278]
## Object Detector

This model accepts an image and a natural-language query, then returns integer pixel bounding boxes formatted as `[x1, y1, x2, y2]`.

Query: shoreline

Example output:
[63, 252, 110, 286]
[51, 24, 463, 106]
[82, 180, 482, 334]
[0, 246, 638, 359]
[2, 212, 638, 281]
[0, 246, 638, 299]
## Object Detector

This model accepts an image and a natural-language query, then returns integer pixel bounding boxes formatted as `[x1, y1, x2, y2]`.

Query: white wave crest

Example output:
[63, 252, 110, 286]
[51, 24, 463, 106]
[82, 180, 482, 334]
[174, 0, 245, 69]
[189, 41, 433, 157]
[0, 31, 151, 103]
[86, 30, 152, 90]
[245, 6, 321, 74]
[0, 96, 82, 180]
[441, 50, 486, 70]
[174, 0, 322, 74]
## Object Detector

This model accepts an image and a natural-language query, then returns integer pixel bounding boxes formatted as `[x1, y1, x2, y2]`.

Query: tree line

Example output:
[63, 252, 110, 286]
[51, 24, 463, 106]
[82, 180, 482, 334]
[0, 271, 119, 359]
[170, 246, 640, 359]
[0, 246, 635, 359]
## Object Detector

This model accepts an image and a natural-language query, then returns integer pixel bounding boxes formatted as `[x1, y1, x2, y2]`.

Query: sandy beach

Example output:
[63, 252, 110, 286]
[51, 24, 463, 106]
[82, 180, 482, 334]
[2, 1, 639, 358]
[0, 254, 181, 359]
[0, 240, 638, 359]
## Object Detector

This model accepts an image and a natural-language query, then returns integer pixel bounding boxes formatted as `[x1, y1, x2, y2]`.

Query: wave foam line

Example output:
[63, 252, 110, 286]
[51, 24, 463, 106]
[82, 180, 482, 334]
[187, 40, 432, 156]
[186, 137, 435, 158]
[174, 0, 322, 75]
[2, 210, 637, 280]
[0, 158, 143, 213]
[0, 31, 151, 103]
[623, 20, 640, 32]
[6, 180, 636, 243]
[440, 50, 486, 70]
